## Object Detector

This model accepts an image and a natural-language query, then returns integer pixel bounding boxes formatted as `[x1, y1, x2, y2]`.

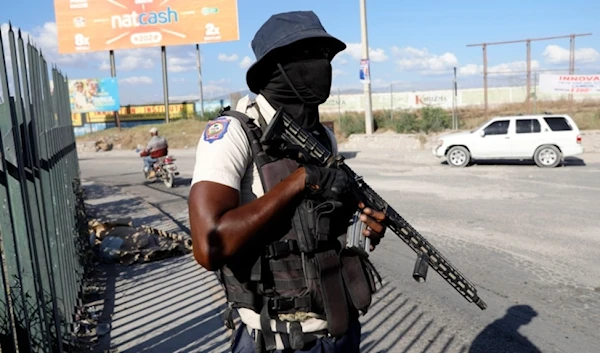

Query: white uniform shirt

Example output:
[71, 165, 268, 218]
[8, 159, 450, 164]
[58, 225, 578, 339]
[191, 94, 348, 346]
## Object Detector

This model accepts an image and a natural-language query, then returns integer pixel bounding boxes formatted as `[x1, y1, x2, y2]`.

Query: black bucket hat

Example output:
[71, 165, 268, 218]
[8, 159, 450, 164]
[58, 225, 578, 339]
[245, 11, 347, 94]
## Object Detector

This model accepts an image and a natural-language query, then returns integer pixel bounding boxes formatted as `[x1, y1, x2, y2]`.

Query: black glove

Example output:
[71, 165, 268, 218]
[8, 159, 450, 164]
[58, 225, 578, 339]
[303, 164, 350, 200]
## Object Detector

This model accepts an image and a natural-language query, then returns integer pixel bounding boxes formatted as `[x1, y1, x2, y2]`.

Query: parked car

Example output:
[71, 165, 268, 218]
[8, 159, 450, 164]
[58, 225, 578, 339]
[432, 114, 584, 168]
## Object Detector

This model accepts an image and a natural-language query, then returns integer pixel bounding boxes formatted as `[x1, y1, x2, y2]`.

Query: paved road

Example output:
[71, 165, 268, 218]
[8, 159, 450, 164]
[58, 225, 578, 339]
[79, 146, 600, 353]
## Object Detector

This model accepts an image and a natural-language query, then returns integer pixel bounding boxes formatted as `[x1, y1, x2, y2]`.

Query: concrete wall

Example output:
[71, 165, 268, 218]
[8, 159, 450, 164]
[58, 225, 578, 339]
[319, 85, 600, 114]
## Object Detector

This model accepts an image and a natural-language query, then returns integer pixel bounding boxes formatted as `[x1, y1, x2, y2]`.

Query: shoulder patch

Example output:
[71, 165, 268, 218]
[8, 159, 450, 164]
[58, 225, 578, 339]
[203, 117, 231, 143]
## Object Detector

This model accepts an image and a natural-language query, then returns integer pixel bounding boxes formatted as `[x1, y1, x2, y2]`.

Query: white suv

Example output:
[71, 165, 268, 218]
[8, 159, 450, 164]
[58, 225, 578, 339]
[432, 114, 584, 168]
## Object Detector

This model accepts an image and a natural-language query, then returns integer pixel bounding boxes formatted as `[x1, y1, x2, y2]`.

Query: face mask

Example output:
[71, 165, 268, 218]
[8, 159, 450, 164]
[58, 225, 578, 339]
[260, 58, 333, 131]
[280, 58, 332, 105]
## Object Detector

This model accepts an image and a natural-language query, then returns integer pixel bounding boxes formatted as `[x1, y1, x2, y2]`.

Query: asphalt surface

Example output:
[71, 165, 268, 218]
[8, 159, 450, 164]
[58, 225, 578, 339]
[78, 145, 600, 353]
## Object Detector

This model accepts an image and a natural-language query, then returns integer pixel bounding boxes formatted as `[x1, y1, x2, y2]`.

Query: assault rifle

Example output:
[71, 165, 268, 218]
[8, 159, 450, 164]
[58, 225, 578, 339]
[260, 108, 488, 311]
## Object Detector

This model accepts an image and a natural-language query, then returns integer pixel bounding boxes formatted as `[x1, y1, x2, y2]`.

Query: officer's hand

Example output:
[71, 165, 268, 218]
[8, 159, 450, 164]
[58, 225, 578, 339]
[303, 164, 350, 200]
[358, 202, 386, 251]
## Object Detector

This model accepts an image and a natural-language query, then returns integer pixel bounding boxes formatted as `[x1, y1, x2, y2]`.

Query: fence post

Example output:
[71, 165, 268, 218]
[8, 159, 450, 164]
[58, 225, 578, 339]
[0, 23, 89, 353]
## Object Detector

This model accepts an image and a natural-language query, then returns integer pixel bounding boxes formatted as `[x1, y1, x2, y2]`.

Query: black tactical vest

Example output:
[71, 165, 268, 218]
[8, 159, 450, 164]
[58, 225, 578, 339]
[217, 106, 381, 352]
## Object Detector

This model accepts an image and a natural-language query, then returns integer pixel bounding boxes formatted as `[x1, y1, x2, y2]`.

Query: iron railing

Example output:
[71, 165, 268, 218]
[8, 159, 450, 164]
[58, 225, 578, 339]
[0, 24, 90, 352]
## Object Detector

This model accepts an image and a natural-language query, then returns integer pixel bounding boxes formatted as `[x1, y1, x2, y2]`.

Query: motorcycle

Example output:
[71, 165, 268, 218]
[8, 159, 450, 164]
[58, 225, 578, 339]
[142, 155, 180, 188]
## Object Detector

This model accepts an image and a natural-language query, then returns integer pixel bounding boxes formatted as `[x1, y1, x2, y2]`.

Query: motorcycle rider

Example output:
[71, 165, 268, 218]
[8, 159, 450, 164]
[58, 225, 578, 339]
[140, 127, 168, 178]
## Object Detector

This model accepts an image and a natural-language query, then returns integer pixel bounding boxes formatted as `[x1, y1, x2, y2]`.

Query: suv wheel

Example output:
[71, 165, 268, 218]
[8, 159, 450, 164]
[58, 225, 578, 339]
[447, 146, 470, 167]
[534, 145, 561, 168]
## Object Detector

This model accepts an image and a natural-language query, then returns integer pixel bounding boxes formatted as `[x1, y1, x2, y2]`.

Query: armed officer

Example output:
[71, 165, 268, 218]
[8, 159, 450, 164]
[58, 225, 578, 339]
[189, 10, 387, 353]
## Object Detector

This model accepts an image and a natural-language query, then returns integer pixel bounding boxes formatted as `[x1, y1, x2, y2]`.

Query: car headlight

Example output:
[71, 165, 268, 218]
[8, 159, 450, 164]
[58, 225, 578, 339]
[437, 139, 444, 148]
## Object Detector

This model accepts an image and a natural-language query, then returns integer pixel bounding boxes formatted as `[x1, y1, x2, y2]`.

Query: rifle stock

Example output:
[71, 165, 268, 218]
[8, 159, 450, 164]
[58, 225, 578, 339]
[261, 107, 488, 311]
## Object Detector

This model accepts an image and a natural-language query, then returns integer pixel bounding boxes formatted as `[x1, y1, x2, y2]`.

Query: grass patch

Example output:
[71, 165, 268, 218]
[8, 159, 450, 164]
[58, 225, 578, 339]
[322, 98, 600, 137]
[77, 99, 600, 150]
[452, 98, 600, 130]
[78, 119, 209, 150]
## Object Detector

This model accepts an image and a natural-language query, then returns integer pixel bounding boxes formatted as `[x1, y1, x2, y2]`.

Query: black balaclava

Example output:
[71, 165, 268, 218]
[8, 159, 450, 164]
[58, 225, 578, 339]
[259, 47, 332, 132]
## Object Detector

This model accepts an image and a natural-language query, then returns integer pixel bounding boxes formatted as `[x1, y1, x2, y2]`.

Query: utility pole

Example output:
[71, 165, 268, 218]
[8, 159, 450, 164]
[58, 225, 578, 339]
[482, 44, 487, 118]
[452, 66, 457, 129]
[526, 40, 531, 112]
[109, 50, 121, 130]
[196, 44, 204, 117]
[161, 45, 170, 123]
[467, 33, 592, 117]
[568, 35, 576, 114]
[390, 83, 393, 120]
[533, 72, 538, 114]
[359, 0, 374, 135]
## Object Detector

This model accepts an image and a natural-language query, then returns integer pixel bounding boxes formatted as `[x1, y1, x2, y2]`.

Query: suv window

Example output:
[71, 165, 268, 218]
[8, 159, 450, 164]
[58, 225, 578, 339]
[516, 119, 541, 134]
[484, 120, 510, 135]
[543, 117, 572, 131]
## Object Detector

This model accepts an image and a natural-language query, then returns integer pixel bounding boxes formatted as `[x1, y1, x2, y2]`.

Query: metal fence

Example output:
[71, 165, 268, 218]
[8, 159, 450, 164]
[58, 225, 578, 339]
[0, 25, 90, 352]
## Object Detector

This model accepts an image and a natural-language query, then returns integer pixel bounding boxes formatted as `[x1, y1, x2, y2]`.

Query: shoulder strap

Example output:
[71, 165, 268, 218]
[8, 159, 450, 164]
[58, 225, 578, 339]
[219, 106, 273, 169]
[217, 106, 271, 288]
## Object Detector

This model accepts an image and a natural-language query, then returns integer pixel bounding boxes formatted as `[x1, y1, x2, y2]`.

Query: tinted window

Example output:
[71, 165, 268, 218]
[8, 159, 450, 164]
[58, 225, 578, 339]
[516, 119, 541, 134]
[544, 117, 572, 131]
[484, 120, 509, 135]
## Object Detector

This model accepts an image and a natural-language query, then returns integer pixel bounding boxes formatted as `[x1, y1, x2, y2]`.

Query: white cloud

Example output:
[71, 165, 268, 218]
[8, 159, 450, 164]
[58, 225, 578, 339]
[332, 69, 346, 78]
[119, 76, 153, 85]
[391, 46, 458, 75]
[458, 60, 541, 76]
[167, 53, 197, 73]
[542, 44, 600, 65]
[171, 78, 235, 101]
[332, 56, 348, 65]
[0, 21, 164, 75]
[2, 21, 207, 77]
[218, 53, 239, 62]
[340, 43, 388, 62]
[1, 22, 105, 73]
[200, 78, 231, 99]
[239, 56, 254, 69]
[99, 48, 159, 71]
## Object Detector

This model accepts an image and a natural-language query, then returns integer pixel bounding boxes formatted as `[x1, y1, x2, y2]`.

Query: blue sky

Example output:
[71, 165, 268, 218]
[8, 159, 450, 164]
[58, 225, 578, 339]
[2, 0, 599, 105]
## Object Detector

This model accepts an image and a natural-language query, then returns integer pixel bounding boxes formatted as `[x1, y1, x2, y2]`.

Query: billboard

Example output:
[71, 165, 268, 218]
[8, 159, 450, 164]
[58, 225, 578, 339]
[539, 74, 600, 94]
[53, 0, 240, 53]
[69, 77, 120, 113]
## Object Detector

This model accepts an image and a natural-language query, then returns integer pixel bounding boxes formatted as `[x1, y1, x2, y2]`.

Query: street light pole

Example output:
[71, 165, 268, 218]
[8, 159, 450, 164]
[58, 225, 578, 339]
[359, 0, 374, 135]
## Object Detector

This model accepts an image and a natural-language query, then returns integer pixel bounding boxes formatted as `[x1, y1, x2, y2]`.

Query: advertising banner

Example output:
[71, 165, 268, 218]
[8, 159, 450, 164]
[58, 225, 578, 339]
[53, 0, 240, 53]
[71, 113, 83, 126]
[69, 77, 120, 113]
[129, 103, 194, 115]
[359, 59, 370, 83]
[539, 74, 600, 94]
[412, 92, 454, 109]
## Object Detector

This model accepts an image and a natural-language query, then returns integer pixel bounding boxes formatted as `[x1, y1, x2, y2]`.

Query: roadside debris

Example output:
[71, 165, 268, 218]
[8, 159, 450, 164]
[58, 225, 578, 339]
[95, 137, 113, 152]
[88, 217, 193, 266]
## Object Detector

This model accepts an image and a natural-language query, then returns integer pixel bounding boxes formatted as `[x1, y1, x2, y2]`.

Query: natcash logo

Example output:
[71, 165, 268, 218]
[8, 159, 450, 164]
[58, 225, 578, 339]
[111, 7, 179, 28]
